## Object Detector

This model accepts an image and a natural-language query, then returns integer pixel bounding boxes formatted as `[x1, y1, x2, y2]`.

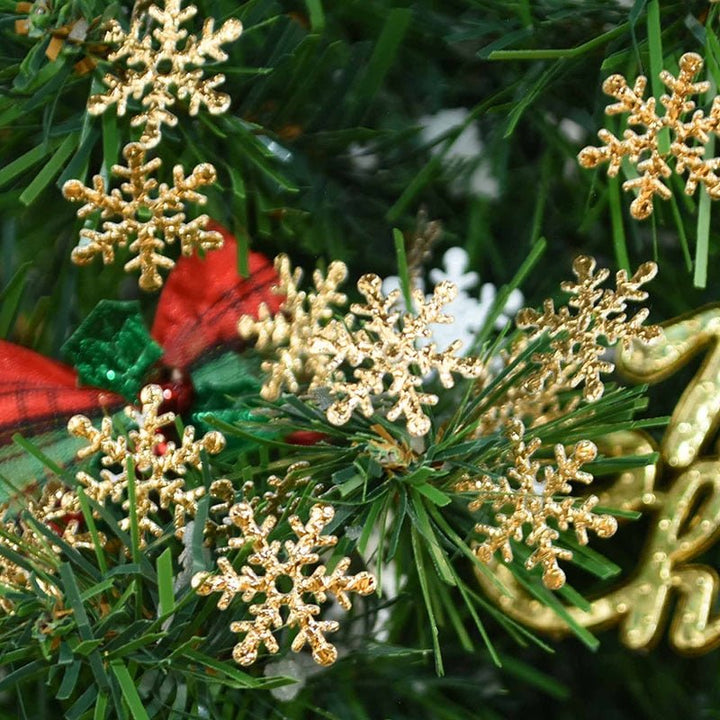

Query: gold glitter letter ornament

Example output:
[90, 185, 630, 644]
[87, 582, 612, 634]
[192, 502, 376, 667]
[579, 52, 720, 219]
[63, 142, 223, 291]
[87, 0, 243, 147]
[68, 383, 225, 543]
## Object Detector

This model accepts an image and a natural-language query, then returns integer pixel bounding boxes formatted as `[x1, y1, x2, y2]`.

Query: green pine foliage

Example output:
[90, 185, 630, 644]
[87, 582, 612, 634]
[1, 1, 720, 718]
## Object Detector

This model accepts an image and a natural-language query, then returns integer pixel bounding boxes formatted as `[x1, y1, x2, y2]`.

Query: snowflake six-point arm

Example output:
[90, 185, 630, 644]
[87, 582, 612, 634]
[313, 274, 485, 436]
[456, 419, 617, 590]
[516, 255, 661, 402]
[578, 52, 720, 219]
[238, 254, 349, 399]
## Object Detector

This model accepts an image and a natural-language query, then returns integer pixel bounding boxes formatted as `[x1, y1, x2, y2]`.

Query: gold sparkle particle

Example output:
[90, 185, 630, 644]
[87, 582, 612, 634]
[87, 0, 242, 148]
[517, 255, 660, 403]
[313, 274, 485, 436]
[238, 254, 348, 400]
[192, 502, 376, 667]
[63, 142, 223, 291]
[579, 52, 720, 219]
[68, 383, 225, 544]
[457, 420, 617, 590]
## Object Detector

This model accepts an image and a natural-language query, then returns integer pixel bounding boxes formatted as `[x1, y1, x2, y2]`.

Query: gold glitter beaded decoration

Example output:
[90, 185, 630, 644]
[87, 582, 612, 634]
[26, 481, 98, 551]
[87, 0, 243, 148]
[578, 52, 720, 219]
[63, 142, 223, 291]
[480, 258, 660, 434]
[312, 275, 485, 436]
[457, 420, 617, 590]
[238, 254, 349, 399]
[67, 384, 225, 544]
[192, 502, 376, 667]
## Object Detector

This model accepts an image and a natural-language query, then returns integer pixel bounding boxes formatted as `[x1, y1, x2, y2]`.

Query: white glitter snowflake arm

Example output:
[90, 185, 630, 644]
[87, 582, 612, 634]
[192, 503, 376, 667]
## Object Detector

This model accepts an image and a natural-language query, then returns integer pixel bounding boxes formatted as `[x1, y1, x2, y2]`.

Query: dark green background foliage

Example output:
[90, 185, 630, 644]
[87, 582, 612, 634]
[2, 0, 720, 718]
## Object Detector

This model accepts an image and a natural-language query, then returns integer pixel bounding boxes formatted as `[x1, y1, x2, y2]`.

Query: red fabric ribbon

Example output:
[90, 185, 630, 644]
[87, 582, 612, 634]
[0, 226, 280, 442]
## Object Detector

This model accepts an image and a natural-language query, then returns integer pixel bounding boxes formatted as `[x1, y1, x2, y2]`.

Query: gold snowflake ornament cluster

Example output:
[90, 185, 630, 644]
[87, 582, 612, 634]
[87, 0, 242, 148]
[579, 52, 720, 219]
[458, 420, 617, 590]
[68, 383, 225, 543]
[64, 0, 239, 290]
[517, 255, 661, 403]
[63, 142, 223, 291]
[238, 254, 349, 400]
[239, 255, 485, 437]
[193, 502, 376, 667]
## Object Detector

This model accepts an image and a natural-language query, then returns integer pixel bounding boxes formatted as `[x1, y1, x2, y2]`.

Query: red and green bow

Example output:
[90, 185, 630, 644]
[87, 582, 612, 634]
[0, 224, 282, 494]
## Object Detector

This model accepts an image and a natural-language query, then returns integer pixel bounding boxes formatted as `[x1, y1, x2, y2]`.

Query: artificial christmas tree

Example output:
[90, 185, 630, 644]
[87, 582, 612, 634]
[2, 1, 720, 718]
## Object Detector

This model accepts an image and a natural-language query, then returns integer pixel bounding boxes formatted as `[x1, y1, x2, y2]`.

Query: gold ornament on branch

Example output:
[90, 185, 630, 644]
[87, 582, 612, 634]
[87, 0, 243, 148]
[578, 52, 720, 219]
[238, 254, 349, 400]
[457, 420, 617, 590]
[68, 383, 225, 544]
[312, 274, 485, 436]
[241, 460, 321, 517]
[516, 255, 661, 402]
[192, 502, 376, 667]
[477, 305, 720, 654]
[0, 481, 86, 612]
[63, 142, 223, 291]
[481, 256, 660, 433]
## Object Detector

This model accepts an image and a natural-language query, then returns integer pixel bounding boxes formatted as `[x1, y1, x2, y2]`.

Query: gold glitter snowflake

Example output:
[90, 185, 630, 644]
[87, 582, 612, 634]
[87, 0, 243, 147]
[457, 420, 617, 590]
[192, 502, 376, 667]
[517, 255, 660, 402]
[312, 275, 485, 436]
[238, 254, 349, 400]
[63, 142, 223, 291]
[478, 257, 660, 435]
[67, 384, 225, 544]
[578, 52, 720, 219]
